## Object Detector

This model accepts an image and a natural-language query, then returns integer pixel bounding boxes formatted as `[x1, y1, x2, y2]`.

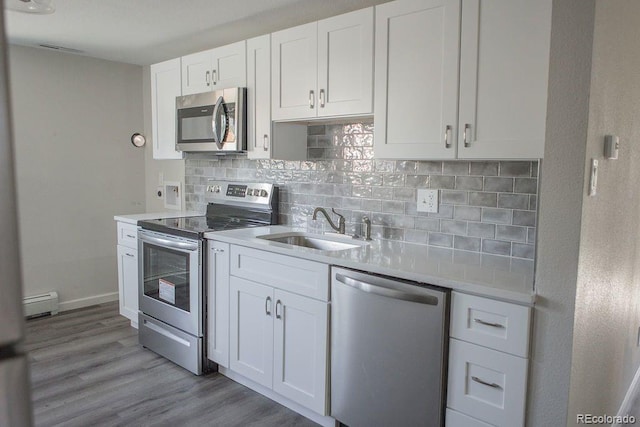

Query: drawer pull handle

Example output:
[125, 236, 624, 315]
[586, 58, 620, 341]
[126, 234, 136, 239]
[125, 253, 135, 258]
[474, 318, 504, 328]
[471, 376, 502, 389]
[265, 296, 272, 316]
[211, 248, 225, 253]
[275, 300, 282, 319]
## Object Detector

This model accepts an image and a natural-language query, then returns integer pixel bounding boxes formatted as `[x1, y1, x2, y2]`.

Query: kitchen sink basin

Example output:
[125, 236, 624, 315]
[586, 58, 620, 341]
[257, 232, 368, 251]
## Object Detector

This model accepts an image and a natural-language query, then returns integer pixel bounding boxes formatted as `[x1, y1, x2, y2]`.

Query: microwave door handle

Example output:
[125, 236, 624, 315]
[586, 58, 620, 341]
[211, 95, 226, 150]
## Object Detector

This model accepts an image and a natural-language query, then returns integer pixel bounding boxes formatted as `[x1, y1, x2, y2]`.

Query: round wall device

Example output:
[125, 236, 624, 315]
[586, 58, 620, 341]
[131, 133, 146, 147]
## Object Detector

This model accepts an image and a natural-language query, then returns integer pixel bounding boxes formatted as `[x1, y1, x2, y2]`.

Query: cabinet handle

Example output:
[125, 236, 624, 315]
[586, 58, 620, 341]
[471, 376, 502, 389]
[473, 318, 504, 328]
[265, 296, 272, 316]
[211, 248, 225, 253]
[309, 90, 315, 109]
[275, 299, 282, 319]
[205, 70, 211, 87]
[125, 253, 135, 258]
[444, 125, 452, 148]
[463, 123, 471, 147]
[126, 234, 136, 239]
[263, 134, 269, 151]
[212, 69, 217, 85]
[319, 89, 325, 108]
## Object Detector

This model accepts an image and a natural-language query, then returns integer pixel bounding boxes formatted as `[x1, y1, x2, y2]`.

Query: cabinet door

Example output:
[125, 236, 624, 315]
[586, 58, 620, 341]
[374, 0, 461, 159]
[247, 35, 272, 160]
[273, 289, 328, 415]
[272, 22, 318, 120]
[117, 245, 138, 327]
[207, 241, 230, 367]
[317, 7, 373, 117]
[229, 277, 274, 388]
[181, 50, 213, 95]
[211, 41, 246, 89]
[150, 58, 183, 160]
[457, 0, 551, 159]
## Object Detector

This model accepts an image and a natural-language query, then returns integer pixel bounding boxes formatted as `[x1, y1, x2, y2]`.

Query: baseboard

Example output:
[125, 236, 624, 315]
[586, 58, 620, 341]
[614, 363, 640, 426]
[58, 292, 119, 312]
[218, 366, 336, 427]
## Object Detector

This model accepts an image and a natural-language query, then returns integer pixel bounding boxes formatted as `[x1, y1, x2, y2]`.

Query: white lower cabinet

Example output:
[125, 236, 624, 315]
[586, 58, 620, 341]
[446, 292, 531, 427]
[116, 245, 138, 327]
[116, 221, 139, 328]
[207, 240, 230, 368]
[225, 245, 329, 416]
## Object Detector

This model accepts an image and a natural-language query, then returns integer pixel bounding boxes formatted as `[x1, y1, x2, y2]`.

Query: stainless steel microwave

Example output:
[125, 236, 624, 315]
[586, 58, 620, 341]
[176, 88, 246, 153]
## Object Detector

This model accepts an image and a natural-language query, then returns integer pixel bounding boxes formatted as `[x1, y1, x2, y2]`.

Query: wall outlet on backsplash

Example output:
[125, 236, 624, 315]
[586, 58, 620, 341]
[417, 189, 438, 213]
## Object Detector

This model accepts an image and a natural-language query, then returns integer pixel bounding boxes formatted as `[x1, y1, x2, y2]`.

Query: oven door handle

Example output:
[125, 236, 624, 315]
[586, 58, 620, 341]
[139, 232, 199, 251]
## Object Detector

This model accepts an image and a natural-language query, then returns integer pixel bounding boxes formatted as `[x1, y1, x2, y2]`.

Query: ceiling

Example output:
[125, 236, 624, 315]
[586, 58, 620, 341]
[4, 0, 390, 66]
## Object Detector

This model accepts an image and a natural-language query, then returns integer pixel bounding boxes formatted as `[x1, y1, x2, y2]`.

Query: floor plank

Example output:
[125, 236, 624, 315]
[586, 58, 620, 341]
[26, 302, 319, 427]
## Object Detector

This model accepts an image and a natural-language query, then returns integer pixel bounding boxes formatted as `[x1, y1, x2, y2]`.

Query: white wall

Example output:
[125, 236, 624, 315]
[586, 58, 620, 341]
[568, 0, 640, 420]
[8, 45, 145, 310]
[528, 0, 595, 425]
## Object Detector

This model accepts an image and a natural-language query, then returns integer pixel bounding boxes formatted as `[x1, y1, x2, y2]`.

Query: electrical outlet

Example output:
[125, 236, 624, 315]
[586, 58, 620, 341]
[417, 189, 438, 213]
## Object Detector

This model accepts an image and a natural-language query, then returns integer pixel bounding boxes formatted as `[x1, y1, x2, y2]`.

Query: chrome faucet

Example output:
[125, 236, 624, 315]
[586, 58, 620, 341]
[312, 207, 346, 234]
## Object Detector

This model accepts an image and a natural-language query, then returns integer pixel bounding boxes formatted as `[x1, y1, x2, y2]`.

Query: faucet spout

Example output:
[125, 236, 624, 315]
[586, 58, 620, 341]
[312, 207, 346, 234]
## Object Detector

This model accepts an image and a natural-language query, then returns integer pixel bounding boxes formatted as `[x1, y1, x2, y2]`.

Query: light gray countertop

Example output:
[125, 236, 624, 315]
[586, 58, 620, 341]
[114, 211, 202, 225]
[205, 225, 536, 305]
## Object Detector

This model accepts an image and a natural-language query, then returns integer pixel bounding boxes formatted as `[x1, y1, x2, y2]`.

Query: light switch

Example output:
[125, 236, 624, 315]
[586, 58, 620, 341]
[589, 158, 598, 196]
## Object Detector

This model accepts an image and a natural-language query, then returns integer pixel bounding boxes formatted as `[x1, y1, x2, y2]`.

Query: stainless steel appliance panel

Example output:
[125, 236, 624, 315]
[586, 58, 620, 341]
[0, 10, 33, 423]
[139, 313, 202, 375]
[138, 230, 202, 336]
[330, 267, 448, 427]
[176, 88, 246, 153]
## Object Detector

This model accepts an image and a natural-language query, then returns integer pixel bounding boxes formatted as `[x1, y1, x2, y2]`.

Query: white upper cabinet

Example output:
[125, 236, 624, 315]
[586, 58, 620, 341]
[374, 0, 551, 160]
[247, 35, 308, 160]
[272, 22, 318, 120]
[457, 0, 551, 159]
[272, 8, 374, 121]
[317, 7, 373, 117]
[247, 35, 275, 159]
[374, 0, 461, 160]
[150, 58, 183, 160]
[181, 41, 247, 95]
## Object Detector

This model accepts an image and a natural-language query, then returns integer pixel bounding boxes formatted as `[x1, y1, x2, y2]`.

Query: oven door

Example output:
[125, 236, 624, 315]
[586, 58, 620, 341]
[138, 230, 201, 336]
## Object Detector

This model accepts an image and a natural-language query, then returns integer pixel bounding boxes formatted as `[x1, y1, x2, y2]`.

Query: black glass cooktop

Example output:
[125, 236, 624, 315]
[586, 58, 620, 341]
[138, 215, 264, 240]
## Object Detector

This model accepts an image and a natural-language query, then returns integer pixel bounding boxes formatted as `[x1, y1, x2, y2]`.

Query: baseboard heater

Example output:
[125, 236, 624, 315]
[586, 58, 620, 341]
[23, 292, 59, 319]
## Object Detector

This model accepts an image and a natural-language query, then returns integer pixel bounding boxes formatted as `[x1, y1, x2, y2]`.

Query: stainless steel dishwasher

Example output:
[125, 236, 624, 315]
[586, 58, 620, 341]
[331, 267, 449, 427]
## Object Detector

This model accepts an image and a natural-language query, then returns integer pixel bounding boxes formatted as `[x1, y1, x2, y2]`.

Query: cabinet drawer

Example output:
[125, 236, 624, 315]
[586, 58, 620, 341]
[230, 245, 329, 301]
[450, 292, 531, 357]
[117, 222, 138, 249]
[447, 339, 527, 427]
[446, 409, 493, 427]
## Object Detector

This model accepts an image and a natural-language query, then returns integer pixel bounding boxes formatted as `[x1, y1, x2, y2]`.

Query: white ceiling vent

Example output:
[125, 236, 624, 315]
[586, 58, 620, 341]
[38, 44, 84, 54]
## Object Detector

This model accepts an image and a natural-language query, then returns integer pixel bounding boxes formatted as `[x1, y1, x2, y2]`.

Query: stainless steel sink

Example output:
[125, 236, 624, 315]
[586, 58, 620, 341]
[257, 232, 368, 251]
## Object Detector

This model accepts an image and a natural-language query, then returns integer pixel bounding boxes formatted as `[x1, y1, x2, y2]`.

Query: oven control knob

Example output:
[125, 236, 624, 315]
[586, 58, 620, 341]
[212, 185, 221, 193]
[259, 190, 268, 198]
[247, 189, 254, 196]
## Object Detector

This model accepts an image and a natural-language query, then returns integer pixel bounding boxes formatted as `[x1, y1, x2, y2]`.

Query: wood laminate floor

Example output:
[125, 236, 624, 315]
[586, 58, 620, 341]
[25, 302, 319, 427]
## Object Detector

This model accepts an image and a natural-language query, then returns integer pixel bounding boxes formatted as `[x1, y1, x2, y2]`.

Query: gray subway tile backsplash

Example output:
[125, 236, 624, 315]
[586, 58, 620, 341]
[185, 122, 539, 260]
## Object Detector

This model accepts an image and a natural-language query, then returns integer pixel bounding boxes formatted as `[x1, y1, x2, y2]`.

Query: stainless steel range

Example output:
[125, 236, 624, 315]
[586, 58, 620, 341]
[137, 181, 278, 375]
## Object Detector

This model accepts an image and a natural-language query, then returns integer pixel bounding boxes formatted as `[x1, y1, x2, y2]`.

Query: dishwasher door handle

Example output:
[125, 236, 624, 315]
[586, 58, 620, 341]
[335, 273, 439, 305]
